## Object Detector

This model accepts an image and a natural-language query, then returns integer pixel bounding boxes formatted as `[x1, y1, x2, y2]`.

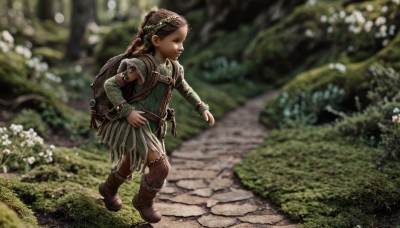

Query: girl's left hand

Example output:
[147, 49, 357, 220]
[202, 110, 215, 127]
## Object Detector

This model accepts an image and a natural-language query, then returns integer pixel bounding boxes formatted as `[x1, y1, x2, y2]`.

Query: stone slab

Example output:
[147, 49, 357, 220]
[211, 203, 258, 216]
[239, 215, 284, 225]
[157, 203, 206, 217]
[198, 214, 237, 228]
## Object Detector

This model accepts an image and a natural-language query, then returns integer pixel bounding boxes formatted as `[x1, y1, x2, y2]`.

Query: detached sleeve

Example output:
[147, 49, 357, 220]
[174, 65, 209, 115]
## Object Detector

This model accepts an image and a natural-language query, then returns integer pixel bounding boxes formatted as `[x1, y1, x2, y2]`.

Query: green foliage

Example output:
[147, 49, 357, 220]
[201, 56, 246, 83]
[94, 21, 138, 66]
[235, 126, 400, 227]
[0, 179, 38, 227]
[261, 84, 345, 128]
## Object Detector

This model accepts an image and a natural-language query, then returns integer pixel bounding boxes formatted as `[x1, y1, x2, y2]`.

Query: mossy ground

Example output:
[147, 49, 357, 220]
[235, 125, 400, 227]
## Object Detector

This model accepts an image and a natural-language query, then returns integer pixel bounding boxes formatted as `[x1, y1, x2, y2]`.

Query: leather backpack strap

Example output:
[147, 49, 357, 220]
[127, 54, 159, 104]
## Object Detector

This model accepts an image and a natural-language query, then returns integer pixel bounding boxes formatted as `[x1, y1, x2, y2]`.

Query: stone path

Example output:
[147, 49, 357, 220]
[145, 91, 297, 228]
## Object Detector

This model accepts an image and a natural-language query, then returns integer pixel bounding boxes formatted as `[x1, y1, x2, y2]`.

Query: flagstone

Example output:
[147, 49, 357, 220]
[157, 203, 206, 217]
[211, 203, 258, 216]
[198, 215, 237, 228]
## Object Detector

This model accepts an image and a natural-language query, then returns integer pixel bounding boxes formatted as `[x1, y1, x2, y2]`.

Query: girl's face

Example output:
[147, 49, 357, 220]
[154, 25, 188, 61]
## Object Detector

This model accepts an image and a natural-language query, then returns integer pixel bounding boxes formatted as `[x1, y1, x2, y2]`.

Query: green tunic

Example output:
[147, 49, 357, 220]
[98, 57, 208, 172]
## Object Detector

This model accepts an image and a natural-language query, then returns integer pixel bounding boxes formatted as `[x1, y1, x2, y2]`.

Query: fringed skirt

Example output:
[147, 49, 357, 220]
[97, 119, 165, 173]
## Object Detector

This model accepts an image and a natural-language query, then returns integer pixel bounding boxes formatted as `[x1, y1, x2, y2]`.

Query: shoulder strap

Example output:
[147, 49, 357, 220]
[169, 60, 179, 86]
[126, 54, 159, 104]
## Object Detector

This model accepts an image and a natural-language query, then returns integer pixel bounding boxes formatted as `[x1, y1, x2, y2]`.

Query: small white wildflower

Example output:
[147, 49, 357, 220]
[27, 156, 35, 165]
[0, 40, 10, 52]
[393, 115, 399, 122]
[39, 152, 44, 156]
[364, 20, 374, 32]
[2, 139, 12, 146]
[50, 145, 55, 150]
[1, 30, 14, 44]
[382, 39, 389, 46]
[381, 6, 389, 14]
[2, 149, 11, 155]
[307, 0, 316, 5]
[375, 16, 387, 26]
[0, 127, 6, 134]
[393, 108, 400, 113]
[327, 26, 333, 33]
[389, 25, 396, 36]
[380, 25, 388, 37]
[305, 29, 314, 38]
[329, 63, 335, 69]
[366, 5, 374, 12]
[75, 65, 82, 73]
[339, 11, 346, 19]
[392, 0, 400, 4]
[320, 15, 328, 23]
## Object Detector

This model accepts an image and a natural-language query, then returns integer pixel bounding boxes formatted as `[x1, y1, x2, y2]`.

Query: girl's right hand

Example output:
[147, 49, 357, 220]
[126, 110, 147, 128]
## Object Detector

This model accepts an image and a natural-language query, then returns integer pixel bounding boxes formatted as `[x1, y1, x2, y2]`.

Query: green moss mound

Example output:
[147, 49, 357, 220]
[235, 126, 400, 227]
[0, 179, 38, 227]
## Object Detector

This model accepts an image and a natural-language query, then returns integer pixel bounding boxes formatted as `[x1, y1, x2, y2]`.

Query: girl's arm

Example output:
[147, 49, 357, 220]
[104, 69, 147, 127]
[174, 66, 215, 126]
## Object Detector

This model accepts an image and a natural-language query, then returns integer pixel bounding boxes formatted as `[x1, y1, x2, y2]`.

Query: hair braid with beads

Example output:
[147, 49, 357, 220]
[125, 8, 188, 56]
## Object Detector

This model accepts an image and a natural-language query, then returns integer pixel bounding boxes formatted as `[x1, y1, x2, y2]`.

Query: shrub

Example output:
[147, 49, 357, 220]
[261, 83, 345, 128]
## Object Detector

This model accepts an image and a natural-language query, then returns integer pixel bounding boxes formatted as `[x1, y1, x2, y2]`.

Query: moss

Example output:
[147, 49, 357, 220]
[235, 125, 400, 227]
[0, 202, 29, 228]
[0, 179, 38, 227]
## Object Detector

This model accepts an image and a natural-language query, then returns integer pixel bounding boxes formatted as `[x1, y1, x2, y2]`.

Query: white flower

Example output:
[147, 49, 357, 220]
[380, 25, 388, 37]
[2, 149, 10, 155]
[393, 108, 400, 113]
[320, 15, 328, 23]
[305, 29, 314, 38]
[327, 26, 333, 33]
[10, 124, 23, 135]
[39, 152, 44, 156]
[389, 25, 396, 36]
[1, 30, 14, 44]
[0, 40, 10, 52]
[393, 115, 399, 122]
[375, 16, 387, 26]
[381, 6, 389, 14]
[339, 11, 346, 19]
[2, 139, 12, 146]
[15, 45, 32, 59]
[27, 156, 35, 165]
[2, 134, 9, 140]
[392, 0, 400, 4]
[50, 145, 55, 150]
[0, 127, 6, 134]
[364, 20, 374, 32]
[382, 39, 389, 46]
[366, 5, 374, 12]
[329, 63, 347, 73]
[307, 0, 316, 5]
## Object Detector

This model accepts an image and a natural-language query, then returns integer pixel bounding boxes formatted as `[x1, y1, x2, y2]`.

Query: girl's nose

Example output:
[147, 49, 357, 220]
[179, 44, 184, 52]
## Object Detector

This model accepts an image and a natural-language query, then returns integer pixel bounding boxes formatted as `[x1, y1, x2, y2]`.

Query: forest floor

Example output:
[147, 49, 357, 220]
[134, 90, 298, 228]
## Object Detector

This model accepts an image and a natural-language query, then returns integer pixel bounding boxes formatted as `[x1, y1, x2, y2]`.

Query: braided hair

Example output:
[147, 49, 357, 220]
[125, 8, 188, 56]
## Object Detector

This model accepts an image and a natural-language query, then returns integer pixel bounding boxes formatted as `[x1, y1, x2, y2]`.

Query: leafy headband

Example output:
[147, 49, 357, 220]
[143, 15, 179, 48]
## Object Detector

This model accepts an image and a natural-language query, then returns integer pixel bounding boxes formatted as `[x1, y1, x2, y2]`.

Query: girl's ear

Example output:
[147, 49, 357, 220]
[151, 35, 160, 47]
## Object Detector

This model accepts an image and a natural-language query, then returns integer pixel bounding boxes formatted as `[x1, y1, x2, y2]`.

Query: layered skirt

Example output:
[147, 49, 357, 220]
[97, 119, 165, 173]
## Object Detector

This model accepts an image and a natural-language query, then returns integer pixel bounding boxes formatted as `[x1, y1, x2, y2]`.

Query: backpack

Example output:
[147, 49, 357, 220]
[89, 53, 178, 130]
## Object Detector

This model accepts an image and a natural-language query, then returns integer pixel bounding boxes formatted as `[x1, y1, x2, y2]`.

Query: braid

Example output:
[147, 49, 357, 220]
[125, 9, 157, 55]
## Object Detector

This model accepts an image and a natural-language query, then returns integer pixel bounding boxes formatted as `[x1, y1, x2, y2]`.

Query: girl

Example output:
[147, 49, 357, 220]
[97, 8, 215, 223]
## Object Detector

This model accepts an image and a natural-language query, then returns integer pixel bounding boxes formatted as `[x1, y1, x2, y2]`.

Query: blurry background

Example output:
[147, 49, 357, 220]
[1, 0, 400, 227]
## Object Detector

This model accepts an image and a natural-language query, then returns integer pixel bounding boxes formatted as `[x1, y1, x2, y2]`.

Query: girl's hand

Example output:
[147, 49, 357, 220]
[126, 110, 147, 128]
[202, 110, 215, 127]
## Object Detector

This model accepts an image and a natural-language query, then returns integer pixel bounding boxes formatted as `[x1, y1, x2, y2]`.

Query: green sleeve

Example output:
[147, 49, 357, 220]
[174, 65, 209, 115]
[104, 77, 133, 117]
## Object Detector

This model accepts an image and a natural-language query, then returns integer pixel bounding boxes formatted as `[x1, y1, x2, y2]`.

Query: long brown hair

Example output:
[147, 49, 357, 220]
[125, 8, 188, 56]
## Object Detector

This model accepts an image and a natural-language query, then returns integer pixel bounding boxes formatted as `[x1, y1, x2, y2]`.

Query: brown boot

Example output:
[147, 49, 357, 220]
[132, 155, 170, 223]
[132, 175, 163, 223]
[99, 170, 132, 211]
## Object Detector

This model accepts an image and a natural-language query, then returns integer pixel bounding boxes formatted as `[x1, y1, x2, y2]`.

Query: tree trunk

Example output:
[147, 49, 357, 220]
[66, 0, 96, 60]
[37, 0, 54, 21]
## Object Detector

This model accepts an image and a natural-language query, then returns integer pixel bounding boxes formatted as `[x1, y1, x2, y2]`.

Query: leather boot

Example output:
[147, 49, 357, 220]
[99, 157, 133, 212]
[132, 155, 170, 223]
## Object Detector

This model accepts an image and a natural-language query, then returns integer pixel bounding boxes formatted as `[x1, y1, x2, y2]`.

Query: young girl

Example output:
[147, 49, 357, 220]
[97, 8, 215, 223]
